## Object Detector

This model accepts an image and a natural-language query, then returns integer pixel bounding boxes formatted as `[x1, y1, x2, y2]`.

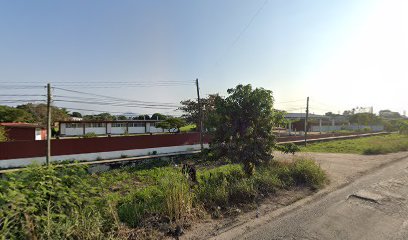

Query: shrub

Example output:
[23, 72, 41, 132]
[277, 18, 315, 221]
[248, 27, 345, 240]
[0, 165, 115, 239]
[290, 159, 326, 190]
[275, 143, 300, 155]
[160, 171, 194, 223]
[363, 147, 385, 155]
[197, 164, 245, 207]
[228, 178, 256, 204]
[254, 169, 282, 195]
[272, 163, 294, 188]
[83, 132, 97, 138]
[117, 186, 164, 227]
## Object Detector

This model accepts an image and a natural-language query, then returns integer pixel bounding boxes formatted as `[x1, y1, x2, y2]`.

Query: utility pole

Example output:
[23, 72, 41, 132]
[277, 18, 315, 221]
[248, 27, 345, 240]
[304, 97, 309, 146]
[195, 78, 204, 150]
[46, 83, 52, 165]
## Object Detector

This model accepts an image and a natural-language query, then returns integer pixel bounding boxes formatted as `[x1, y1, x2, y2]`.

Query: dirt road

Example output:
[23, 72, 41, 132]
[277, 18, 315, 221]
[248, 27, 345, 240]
[210, 152, 408, 240]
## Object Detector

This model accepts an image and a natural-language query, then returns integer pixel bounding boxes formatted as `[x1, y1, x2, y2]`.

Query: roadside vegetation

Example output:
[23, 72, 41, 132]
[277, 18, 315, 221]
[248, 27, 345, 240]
[0, 157, 325, 239]
[302, 134, 408, 155]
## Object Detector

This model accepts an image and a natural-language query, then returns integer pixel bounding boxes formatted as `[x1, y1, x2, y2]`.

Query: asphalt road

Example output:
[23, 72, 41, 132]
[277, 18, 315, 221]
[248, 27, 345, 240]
[230, 155, 408, 240]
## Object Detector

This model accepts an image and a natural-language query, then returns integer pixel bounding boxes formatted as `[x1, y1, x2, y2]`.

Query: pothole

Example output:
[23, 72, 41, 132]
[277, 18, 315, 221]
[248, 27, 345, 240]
[348, 190, 385, 204]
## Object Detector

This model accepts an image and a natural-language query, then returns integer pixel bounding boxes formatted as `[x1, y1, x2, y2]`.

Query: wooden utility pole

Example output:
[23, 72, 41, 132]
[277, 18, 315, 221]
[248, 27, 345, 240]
[195, 78, 204, 150]
[46, 83, 52, 165]
[304, 97, 309, 146]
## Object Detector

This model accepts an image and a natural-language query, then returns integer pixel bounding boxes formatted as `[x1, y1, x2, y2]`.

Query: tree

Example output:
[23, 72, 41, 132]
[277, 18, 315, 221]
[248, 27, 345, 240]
[151, 113, 167, 120]
[16, 103, 69, 124]
[400, 120, 408, 134]
[83, 113, 114, 121]
[117, 115, 128, 120]
[211, 84, 276, 176]
[156, 117, 186, 132]
[272, 109, 288, 128]
[179, 94, 219, 131]
[70, 112, 82, 118]
[137, 115, 150, 120]
[348, 113, 380, 126]
[0, 105, 34, 123]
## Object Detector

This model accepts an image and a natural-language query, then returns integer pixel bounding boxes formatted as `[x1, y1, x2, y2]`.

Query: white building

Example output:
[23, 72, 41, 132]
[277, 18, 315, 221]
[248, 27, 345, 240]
[59, 120, 168, 136]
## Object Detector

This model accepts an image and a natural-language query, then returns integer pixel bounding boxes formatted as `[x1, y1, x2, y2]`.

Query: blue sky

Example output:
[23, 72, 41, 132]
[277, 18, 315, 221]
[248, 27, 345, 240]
[0, 0, 406, 116]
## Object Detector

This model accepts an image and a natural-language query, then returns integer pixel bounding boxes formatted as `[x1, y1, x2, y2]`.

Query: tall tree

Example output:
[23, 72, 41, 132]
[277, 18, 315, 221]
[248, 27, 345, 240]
[179, 94, 219, 131]
[151, 113, 167, 120]
[16, 103, 69, 124]
[211, 84, 276, 175]
[70, 112, 82, 118]
[117, 115, 128, 120]
[0, 105, 34, 123]
[156, 117, 186, 132]
[83, 113, 114, 121]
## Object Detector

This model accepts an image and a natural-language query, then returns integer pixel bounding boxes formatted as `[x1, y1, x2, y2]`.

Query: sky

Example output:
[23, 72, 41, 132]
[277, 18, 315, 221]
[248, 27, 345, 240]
[0, 0, 406, 116]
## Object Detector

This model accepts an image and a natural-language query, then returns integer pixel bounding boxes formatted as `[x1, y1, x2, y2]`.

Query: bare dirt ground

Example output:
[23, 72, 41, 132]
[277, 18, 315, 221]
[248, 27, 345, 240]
[180, 151, 408, 240]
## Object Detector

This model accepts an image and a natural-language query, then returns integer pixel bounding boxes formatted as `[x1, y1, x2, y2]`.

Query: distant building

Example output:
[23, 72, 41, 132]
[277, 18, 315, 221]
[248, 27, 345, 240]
[59, 120, 168, 136]
[0, 123, 46, 141]
[69, 117, 83, 121]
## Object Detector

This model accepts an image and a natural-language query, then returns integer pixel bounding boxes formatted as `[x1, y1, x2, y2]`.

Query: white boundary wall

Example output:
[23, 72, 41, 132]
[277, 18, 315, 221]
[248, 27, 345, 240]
[310, 124, 384, 132]
[0, 144, 209, 169]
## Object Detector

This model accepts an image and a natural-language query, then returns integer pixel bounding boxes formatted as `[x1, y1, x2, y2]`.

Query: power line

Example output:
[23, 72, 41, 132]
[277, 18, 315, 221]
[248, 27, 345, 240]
[0, 94, 45, 97]
[0, 100, 45, 102]
[214, 0, 269, 67]
[53, 87, 182, 106]
[275, 99, 305, 104]
[53, 100, 179, 110]
[59, 106, 183, 117]
[53, 95, 179, 106]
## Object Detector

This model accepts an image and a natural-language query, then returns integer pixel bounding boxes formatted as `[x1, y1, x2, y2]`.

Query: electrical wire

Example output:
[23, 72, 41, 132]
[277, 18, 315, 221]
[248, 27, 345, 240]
[214, 0, 269, 67]
[53, 100, 178, 110]
[54, 87, 180, 104]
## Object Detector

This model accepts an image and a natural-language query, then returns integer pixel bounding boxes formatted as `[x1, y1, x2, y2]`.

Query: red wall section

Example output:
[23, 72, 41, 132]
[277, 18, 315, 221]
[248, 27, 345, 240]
[0, 133, 208, 160]
[6, 127, 35, 141]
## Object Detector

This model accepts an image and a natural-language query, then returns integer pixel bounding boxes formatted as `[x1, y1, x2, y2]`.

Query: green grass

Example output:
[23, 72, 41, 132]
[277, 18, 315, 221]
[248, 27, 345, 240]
[180, 124, 196, 132]
[0, 157, 326, 239]
[302, 134, 408, 155]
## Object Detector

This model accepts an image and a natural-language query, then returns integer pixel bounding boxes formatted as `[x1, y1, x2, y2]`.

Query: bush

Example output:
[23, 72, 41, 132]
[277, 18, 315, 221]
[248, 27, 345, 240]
[160, 171, 194, 223]
[290, 159, 326, 190]
[118, 169, 194, 227]
[0, 165, 116, 239]
[275, 143, 300, 155]
[228, 178, 256, 204]
[196, 165, 245, 207]
[272, 164, 294, 188]
[83, 132, 97, 138]
[254, 169, 282, 194]
[117, 186, 164, 227]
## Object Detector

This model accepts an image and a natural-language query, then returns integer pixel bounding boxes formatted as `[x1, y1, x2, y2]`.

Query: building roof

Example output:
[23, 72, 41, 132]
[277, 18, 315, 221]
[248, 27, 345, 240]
[285, 113, 329, 119]
[0, 122, 43, 128]
[59, 120, 162, 123]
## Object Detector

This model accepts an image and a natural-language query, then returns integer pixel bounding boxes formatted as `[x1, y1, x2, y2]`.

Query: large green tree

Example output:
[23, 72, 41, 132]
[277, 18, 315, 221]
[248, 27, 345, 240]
[348, 113, 381, 127]
[83, 113, 114, 121]
[211, 84, 276, 175]
[179, 94, 219, 131]
[0, 105, 34, 123]
[16, 103, 69, 124]
[156, 117, 186, 132]
[151, 113, 167, 120]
